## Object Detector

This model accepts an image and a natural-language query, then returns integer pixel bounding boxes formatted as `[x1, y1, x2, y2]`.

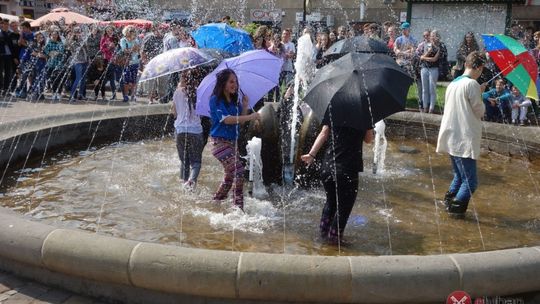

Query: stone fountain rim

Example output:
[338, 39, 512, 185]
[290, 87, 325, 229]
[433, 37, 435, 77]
[0, 105, 539, 303]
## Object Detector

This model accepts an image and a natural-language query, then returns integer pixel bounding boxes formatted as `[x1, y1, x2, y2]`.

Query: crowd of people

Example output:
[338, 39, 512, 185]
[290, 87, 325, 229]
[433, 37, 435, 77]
[0, 14, 539, 125]
[0, 17, 197, 103]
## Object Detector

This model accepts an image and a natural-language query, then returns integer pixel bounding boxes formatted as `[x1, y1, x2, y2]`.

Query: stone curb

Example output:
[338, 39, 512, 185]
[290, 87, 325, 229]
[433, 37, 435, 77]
[0, 104, 172, 141]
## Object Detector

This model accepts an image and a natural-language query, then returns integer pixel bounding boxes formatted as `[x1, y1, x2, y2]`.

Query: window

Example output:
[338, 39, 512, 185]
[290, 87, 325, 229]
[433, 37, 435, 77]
[20, 1, 34, 7]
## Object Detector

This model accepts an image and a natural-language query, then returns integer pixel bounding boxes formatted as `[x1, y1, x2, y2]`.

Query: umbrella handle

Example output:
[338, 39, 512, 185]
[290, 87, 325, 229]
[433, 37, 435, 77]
[239, 87, 255, 112]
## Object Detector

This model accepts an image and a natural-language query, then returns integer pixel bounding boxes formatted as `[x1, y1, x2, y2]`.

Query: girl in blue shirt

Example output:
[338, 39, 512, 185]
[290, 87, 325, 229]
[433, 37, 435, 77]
[209, 69, 260, 210]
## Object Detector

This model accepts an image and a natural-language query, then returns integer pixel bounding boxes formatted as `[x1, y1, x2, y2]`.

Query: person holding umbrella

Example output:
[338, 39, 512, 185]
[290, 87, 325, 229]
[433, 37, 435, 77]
[301, 113, 373, 244]
[436, 51, 487, 216]
[209, 69, 260, 211]
[301, 52, 412, 244]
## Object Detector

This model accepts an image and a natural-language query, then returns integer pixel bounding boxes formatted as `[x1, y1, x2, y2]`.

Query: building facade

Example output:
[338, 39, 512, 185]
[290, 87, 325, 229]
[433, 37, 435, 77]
[0, 0, 60, 18]
[156, 0, 409, 30]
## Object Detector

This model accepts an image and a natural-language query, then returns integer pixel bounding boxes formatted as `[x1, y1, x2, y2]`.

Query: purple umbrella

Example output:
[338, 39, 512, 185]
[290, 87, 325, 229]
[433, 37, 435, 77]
[139, 47, 215, 82]
[196, 50, 283, 117]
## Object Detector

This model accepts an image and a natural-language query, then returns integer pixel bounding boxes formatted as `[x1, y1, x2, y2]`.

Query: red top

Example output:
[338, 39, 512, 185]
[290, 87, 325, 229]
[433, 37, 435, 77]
[100, 34, 116, 61]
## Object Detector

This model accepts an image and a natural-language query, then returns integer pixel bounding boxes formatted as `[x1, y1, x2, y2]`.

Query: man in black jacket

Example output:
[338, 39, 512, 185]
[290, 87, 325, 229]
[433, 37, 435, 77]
[0, 19, 15, 97]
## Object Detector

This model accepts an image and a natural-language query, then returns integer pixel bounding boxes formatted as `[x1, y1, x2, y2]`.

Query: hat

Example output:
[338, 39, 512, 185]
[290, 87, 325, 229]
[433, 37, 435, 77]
[400, 22, 410, 29]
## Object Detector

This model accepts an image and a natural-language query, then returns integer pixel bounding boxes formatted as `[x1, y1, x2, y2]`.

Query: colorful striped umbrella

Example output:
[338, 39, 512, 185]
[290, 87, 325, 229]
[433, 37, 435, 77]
[482, 34, 538, 100]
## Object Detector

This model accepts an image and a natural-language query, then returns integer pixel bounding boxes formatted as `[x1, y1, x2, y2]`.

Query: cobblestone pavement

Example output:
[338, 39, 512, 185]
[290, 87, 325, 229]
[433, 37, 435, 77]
[0, 270, 105, 304]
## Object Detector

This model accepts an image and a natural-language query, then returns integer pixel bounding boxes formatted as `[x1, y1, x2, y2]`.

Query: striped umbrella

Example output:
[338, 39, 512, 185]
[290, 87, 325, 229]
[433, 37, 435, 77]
[482, 34, 538, 100]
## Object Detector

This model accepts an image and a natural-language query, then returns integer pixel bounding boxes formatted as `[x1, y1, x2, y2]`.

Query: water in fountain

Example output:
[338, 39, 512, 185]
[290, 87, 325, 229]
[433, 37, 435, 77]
[283, 33, 316, 184]
[245, 136, 268, 199]
[372, 121, 388, 175]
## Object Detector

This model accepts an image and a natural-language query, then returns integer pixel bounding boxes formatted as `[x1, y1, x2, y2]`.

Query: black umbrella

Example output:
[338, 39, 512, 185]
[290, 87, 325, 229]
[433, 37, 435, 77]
[323, 36, 390, 60]
[304, 52, 413, 131]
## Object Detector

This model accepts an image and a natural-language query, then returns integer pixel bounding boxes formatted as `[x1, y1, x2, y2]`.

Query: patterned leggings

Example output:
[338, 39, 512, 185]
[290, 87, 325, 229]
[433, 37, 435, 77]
[211, 137, 245, 209]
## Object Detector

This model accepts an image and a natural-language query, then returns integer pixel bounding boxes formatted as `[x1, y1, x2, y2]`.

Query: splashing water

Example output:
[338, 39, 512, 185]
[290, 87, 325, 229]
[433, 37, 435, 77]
[373, 121, 388, 175]
[284, 33, 316, 184]
[246, 137, 268, 199]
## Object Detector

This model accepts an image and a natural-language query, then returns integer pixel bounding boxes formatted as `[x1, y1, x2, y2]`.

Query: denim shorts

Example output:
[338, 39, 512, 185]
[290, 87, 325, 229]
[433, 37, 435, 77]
[123, 64, 139, 84]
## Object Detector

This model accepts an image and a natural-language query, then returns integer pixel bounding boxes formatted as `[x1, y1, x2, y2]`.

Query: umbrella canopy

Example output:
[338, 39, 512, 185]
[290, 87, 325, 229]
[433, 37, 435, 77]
[323, 36, 390, 60]
[139, 47, 215, 82]
[304, 53, 413, 131]
[192, 23, 254, 56]
[0, 13, 33, 22]
[201, 48, 234, 62]
[30, 8, 97, 27]
[196, 50, 282, 117]
[482, 34, 538, 100]
[107, 19, 154, 29]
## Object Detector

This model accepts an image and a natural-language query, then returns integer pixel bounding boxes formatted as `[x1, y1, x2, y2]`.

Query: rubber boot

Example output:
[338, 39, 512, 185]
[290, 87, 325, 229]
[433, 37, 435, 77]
[447, 198, 469, 218]
[443, 191, 456, 209]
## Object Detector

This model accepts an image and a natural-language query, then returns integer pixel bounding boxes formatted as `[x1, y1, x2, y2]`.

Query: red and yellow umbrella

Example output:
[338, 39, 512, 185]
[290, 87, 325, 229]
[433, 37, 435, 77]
[482, 34, 538, 100]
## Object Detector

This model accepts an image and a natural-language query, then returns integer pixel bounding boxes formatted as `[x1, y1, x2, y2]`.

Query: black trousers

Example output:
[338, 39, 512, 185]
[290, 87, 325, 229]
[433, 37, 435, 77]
[321, 174, 359, 241]
[0, 55, 14, 92]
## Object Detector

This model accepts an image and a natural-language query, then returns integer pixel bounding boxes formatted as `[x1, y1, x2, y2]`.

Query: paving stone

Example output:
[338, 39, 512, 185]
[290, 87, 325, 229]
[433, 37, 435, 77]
[0, 284, 10, 293]
[30, 289, 73, 304]
[61, 296, 96, 304]
[3, 292, 38, 304]
[0, 293, 14, 302]
[0, 276, 26, 291]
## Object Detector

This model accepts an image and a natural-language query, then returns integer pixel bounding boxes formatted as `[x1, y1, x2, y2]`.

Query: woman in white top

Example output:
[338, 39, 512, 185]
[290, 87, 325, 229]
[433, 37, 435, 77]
[172, 73, 204, 188]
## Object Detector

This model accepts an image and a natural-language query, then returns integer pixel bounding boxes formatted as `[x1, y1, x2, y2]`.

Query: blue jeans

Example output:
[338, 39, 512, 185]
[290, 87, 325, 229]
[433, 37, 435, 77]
[15, 60, 33, 97]
[484, 99, 511, 122]
[71, 62, 88, 99]
[420, 67, 438, 111]
[448, 156, 478, 203]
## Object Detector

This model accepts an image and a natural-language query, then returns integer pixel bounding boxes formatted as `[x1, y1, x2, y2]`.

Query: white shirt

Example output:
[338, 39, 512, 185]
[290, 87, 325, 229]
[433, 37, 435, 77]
[436, 76, 485, 160]
[282, 41, 295, 72]
[174, 89, 203, 134]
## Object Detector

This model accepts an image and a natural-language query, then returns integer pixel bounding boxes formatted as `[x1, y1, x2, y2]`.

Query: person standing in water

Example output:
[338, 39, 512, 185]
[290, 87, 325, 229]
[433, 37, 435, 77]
[301, 111, 374, 244]
[436, 51, 487, 216]
[172, 72, 204, 189]
[209, 69, 260, 210]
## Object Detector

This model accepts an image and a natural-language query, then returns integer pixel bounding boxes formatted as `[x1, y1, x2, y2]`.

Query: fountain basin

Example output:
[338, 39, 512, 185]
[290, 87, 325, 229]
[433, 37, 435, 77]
[0, 105, 539, 303]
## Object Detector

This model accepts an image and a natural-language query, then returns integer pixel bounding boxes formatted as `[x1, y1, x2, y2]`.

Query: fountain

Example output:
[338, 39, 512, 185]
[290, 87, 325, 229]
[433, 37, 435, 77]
[1, 103, 540, 303]
[282, 33, 316, 185]
[245, 136, 268, 199]
[372, 120, 387, 175]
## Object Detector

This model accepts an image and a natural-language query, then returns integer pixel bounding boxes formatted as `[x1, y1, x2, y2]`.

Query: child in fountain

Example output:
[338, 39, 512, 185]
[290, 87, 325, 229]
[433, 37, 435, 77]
[301, 111, 374, 245]
[436, 51, 487, 216]
[172, 72, 204, 189]
[209, 69, 260, 210]
[509, 86, 532, 126]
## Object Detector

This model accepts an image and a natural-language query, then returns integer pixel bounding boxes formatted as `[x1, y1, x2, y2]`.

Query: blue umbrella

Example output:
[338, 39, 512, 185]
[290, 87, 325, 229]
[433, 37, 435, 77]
[192, 23, 254, 56]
